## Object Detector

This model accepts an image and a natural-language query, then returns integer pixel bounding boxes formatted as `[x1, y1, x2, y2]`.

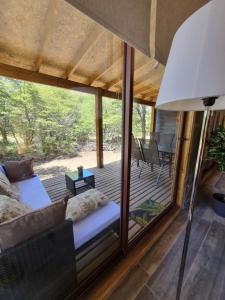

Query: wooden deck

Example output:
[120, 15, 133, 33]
[41, 160, 173, 283]
[42, 160, 173, 241]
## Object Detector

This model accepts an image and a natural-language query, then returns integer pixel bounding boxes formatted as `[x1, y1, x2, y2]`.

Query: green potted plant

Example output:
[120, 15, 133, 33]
[206, 125, 225, 217]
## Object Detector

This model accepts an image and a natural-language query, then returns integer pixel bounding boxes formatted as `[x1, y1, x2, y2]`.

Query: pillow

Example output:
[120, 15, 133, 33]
[0, 165, 6, 175]
[0, 200, 66, 252]
[66, 188, 109, 222]
[0, 195, 31, 224]
[3, 158, 34, 182]
[0, 172, 20, 200]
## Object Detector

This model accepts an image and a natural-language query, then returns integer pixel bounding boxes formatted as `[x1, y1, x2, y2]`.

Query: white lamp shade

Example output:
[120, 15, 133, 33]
[156, 0, 225, 111]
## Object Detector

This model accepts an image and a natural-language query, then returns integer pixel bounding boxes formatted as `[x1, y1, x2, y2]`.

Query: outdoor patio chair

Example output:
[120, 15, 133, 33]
[138, 139, 172, 186]
[149, 132, 175, 161]
[158, 133, 175, 163]
[157, 133, 175, 149]
[131, 134, 143, 167]
[149, 132, 160, 143]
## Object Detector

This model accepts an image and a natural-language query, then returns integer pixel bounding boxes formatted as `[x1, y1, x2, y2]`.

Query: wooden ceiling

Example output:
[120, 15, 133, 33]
[0, 0, 164, 103]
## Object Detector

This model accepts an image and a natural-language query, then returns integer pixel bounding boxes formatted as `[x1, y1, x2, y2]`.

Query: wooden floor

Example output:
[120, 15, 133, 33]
[108, 193, 225, 300]
[42, 160, 173, 240]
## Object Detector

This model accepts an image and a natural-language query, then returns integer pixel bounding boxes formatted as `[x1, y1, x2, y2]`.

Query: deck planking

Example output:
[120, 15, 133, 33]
[42, 160, 174, 240]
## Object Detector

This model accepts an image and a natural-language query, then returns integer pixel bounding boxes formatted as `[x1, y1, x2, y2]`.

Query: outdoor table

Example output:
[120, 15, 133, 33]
[142, 142, 175, 155]
[65, 170, 95, 195]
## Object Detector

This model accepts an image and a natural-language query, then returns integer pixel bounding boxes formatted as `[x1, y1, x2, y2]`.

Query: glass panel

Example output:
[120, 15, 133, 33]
[0, 3, 123, 297]
[0, 88, 122, 294]
[101, 96, 122, 207]
[128, 52, 182, 243]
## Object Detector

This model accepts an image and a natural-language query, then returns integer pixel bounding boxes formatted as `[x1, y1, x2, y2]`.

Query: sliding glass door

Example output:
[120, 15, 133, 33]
[119, 46, 184, 246]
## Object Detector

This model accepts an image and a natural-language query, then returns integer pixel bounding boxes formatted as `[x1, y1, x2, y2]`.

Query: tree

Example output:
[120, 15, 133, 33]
[0, 78, 13, 144]
[0, 75, 151, 159]
[132, 103, 150, 139]
[10, 81, 44, 152]
[34, 86, 95, 155]
[103, 98, 122, 143]
[135, 104, 147, 139]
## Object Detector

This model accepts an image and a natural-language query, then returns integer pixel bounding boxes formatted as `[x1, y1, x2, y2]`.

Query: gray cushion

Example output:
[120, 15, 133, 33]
[12, 176, 51, 209]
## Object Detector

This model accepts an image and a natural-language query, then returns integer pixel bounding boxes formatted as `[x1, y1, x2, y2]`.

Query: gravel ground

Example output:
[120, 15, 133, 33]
[34, 151, 121, 180]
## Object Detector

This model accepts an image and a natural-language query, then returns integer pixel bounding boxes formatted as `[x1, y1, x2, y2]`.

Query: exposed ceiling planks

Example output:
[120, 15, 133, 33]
[0, 0, 164, 103]
[35, 0, 60, 71]
[89, 53, 123, 85]
[66, 25, 104, 79]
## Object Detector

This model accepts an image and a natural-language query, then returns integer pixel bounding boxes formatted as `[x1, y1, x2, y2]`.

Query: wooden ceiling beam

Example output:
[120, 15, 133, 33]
[89, 54, 123, 85]
[66, 25, 104, 79]
[134, 86, 155, 96]
[134, 64, 163, 91]
[35, 0, 59, 72]
[106, 59, 150, 90]
[0, 62, 154, 106]
[133, 60, 157, 80]
[102, 89, 155, 106]
[143, 96, 157, 103]
[143, 91, 159, 100]
[139, 87, 155, 95]
[0, 62, 96, 94]
[137, 87, 159, 98]
[106, 77, 122, 90]
[134, 74, 162, 95]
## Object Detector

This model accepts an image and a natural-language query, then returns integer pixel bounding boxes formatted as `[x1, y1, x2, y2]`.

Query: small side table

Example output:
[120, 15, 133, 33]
[65, 170, 95, 195]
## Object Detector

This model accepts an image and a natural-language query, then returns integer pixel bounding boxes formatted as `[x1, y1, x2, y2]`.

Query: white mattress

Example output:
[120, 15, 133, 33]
[12, 176, 51, 210]
[73, 201, 120, 249]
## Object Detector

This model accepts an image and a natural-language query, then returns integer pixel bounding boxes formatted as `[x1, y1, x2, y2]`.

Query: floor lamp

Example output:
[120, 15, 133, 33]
[155, 0, 225, 299]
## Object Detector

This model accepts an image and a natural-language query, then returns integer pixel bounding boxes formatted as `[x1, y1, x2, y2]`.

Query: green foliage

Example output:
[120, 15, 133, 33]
[103, 98, 122, 143]
[0, 78, 14, 144]
[132, 103, 150, 139]
[207, 126, 225, 171]
[11, 82, 44, 150]
[0, 76, 151, 159]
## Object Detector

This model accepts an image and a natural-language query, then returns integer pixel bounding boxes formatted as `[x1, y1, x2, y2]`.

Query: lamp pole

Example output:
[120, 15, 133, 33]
[176, 97, 216, 300]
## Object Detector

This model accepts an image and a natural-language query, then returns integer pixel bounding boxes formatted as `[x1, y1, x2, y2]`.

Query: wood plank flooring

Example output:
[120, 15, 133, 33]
[108, 195, 225, 300]
[181, 221, 225, 300]
[42, 160, 173, 240]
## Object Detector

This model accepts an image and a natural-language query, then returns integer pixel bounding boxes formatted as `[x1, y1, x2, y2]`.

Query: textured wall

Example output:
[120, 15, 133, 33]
[155, 110, 177, 134]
